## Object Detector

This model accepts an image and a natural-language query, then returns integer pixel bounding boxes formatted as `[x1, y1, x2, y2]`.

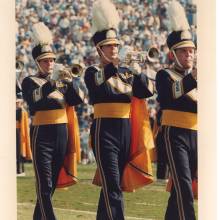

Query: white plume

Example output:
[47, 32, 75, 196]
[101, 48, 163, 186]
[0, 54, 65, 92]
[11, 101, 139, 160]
[91, 0, 120, 35]
[167, 0, 190, 31]
[31, 22, 53, 46]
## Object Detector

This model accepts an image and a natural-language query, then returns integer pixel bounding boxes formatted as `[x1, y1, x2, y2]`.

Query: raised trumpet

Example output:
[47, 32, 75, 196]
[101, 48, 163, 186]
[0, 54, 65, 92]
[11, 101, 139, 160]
[52, 63, 84, 82]
[119, 45, 160, 65]
[70, 63, 84, 77]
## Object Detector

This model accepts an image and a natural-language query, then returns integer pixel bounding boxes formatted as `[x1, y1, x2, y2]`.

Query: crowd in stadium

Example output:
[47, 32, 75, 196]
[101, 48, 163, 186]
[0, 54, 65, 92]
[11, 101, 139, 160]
[16, 0, 197, 163]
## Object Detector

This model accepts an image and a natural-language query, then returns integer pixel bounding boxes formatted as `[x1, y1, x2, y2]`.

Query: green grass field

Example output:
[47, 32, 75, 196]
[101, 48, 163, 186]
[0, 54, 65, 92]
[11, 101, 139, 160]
[17, 163, 197, 220]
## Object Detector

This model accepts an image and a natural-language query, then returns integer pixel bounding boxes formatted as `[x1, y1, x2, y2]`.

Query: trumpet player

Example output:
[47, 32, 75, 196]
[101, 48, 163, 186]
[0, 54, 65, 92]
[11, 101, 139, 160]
[155, 1, 197, 220]
[84, 1, 154, 219]
[21, 22, 84, 220]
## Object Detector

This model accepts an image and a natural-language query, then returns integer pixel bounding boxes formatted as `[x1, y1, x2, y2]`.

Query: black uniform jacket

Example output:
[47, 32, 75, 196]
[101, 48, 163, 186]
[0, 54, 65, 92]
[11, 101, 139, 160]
[84, 63, 154, 104]
[156, 68, 197, 113]
[22, 73, 84, 117]
[156, 68, 197, 130]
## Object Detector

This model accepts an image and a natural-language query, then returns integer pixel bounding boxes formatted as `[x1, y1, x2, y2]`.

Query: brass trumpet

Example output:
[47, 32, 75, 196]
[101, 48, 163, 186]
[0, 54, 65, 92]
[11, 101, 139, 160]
[119, 46, 160, 65]
[70, 63, 84, 77]
[52, 63, 84, 82]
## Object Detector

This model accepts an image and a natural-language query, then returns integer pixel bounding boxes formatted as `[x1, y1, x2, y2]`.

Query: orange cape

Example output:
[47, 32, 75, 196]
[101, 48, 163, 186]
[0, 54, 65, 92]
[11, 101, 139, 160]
[17, 109, 32, 160]
[93, 97, 155, 192]
[56, 106, 81, 188]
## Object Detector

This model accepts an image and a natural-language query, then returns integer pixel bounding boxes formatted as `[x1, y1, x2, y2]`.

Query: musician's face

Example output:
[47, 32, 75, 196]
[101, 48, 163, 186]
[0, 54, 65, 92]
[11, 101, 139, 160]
[175, 47, 196, 69]
[38, 58, 55, 74]
[100, 44, 119, 60]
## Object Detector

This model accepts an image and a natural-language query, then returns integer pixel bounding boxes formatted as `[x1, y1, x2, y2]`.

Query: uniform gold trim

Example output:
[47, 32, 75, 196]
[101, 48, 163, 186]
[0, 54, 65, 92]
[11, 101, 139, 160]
[33, 87, 42, 102]
[97, 38, 120, 47]
[30, 76, 47, 86]
[162, 110, 197, 130]
[171, 41, 195, 50]
[164, 127, 185, 220]
[32, 109, 68, 125]
[107, 76, 132, 94]
[95, 69, 105, 85]
[48, 90, 65, 101]
[94, 103, 130, 119]
[165, 69, 197, 102]
[172, 80, 183, 99]
[36, 52, 56, 61]
[32, 126, 47, 219]
[95, 119, 113, 220]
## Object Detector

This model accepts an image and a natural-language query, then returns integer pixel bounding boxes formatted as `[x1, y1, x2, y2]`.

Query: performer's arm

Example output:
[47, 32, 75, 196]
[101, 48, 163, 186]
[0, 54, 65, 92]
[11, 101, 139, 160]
[132, 73, 154, 98]
[156, 70, 197, 101]
[65, 79, 86, 106]
[21, 77, 55, 105]
[84, 64, 117, 91]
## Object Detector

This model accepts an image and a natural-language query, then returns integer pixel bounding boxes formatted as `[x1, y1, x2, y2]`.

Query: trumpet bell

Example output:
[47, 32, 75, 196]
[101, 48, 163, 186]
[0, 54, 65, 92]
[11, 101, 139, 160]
[71, 64, 83, 76]
[147, 47, 160, 63]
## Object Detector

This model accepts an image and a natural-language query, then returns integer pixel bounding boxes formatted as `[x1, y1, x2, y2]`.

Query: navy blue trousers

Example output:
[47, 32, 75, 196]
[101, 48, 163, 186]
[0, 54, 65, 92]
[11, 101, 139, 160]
[31, 124, 68, 220]
[91, 118, 131, 220]
[156, 129, 169, 179]
[162, 126, 197, 220]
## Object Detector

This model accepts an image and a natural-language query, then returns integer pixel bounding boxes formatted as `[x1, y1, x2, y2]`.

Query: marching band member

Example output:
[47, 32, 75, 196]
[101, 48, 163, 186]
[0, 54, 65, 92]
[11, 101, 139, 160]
[84, 1, 154, 219]
[21, 22, 84, 220]
[156, 1, 197, 219]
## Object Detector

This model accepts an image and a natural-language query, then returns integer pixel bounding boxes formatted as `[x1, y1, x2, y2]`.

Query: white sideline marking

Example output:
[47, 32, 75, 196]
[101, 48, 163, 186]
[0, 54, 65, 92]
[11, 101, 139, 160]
[18, 203, 154, 220]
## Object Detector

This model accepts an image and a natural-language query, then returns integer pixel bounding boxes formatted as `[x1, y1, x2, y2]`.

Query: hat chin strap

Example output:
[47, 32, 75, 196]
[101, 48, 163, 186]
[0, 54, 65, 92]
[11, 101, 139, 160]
[36, 60, 50, 76]
[97, 45, 112, 64]
[172, 50, 184, 70]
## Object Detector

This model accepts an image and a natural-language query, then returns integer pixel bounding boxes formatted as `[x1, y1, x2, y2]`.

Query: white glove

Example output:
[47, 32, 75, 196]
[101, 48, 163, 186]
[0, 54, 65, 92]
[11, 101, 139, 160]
[50, 63, 64, 81]
[130, 62, 141, 75]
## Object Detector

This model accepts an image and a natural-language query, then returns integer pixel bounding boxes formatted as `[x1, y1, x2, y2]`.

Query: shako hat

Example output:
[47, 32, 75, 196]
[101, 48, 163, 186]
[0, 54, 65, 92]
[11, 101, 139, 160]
[91, 0, 120, 47]
[31, 22, 56, 61]
[166, 0, 195, 50]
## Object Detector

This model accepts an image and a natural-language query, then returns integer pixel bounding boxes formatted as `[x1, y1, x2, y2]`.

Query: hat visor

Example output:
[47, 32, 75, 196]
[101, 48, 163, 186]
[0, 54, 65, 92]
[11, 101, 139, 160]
[172, 41, 196, 50]
[98, 39, 120, 47]
[36, 53, 56, 61]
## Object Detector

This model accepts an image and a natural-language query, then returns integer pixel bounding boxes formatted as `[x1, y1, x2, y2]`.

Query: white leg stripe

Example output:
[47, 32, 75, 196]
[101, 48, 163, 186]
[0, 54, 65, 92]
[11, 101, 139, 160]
[94, 119, 113, 220]
[32, 126, 47, 220]
[164, 126, 185, 220]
